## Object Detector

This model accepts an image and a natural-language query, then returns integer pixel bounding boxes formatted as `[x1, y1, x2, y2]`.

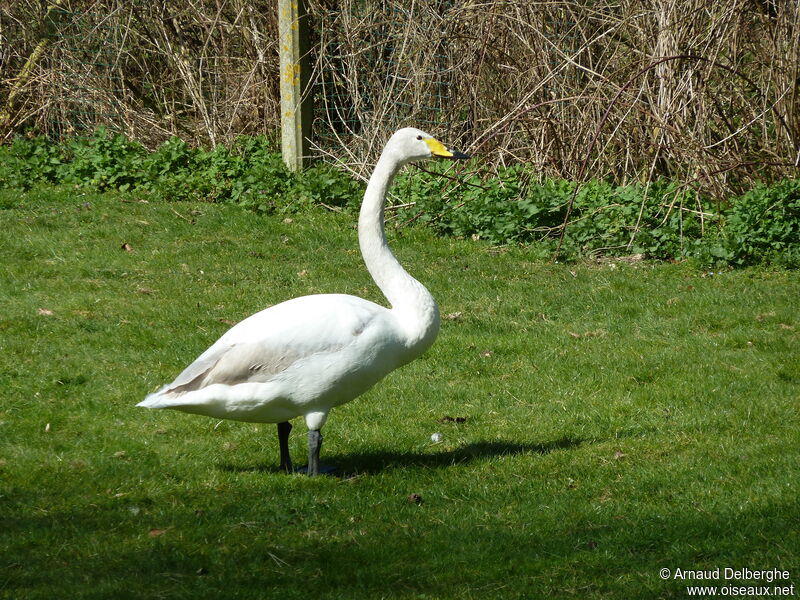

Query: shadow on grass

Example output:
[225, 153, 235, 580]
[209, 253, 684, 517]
[218, 436, 585, 476]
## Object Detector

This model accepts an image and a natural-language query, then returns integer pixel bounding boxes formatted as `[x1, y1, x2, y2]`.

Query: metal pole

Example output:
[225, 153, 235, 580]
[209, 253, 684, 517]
[278, 0, 312, 172]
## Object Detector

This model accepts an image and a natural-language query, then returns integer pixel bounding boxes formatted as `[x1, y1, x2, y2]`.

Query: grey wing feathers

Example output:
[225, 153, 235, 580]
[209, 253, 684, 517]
[160, 341, 234, 394]
[153, 294, 377, 397]
[161, 342, 302, 395]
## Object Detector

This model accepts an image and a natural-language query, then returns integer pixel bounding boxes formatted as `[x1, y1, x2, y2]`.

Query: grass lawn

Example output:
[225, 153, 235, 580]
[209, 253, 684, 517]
[1, 188, 798, 599]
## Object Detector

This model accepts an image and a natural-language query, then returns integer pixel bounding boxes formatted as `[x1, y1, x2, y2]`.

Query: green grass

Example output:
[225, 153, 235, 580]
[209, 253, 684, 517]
[1, 188, 798, 599]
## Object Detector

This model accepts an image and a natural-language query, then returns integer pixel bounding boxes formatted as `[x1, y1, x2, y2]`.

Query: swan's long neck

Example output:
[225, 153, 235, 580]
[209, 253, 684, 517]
[359, 149, 439, 350]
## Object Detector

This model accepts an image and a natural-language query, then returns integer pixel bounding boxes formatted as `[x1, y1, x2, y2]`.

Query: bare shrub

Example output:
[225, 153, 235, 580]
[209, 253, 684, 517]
[0, 0, 280, 148]
[1, 0, 798, 197]
[309, 1, 798, 195]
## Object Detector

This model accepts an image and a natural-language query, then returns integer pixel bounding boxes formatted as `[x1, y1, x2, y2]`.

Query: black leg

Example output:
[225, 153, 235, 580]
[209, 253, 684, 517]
[307, 429, 322, 476]
[277, 421, 293, 473]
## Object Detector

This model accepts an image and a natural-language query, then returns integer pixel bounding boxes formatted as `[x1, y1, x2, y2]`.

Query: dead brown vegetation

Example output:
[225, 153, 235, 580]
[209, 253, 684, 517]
[1, 0, 798, 196]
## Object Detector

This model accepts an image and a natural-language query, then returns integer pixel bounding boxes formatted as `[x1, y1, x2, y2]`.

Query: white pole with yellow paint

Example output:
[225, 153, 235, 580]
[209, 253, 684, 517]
[278, 0, 312, 172]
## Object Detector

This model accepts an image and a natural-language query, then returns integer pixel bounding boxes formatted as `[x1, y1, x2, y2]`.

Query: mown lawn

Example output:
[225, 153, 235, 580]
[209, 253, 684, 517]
[1, 188, 798, 599]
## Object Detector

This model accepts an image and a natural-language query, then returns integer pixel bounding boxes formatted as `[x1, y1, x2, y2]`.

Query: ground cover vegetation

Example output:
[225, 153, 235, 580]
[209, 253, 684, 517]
[1, 131, 799, 267]
[1, 189, 798, 599]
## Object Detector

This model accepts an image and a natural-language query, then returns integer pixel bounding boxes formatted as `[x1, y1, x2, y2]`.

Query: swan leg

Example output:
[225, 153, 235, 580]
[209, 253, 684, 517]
[277, 421, 293, 473]
[307, 429, 322, 476]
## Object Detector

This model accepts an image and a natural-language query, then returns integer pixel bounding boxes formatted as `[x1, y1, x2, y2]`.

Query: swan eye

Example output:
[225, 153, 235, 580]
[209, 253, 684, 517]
[416, 135, 423, 140]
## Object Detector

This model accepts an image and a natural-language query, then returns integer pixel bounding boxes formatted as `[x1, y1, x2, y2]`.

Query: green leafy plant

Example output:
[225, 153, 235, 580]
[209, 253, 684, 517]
[0, 135, 64, 190]
[723, 179, 800, 267]
[396, 170, 714, 261]
[293, 163, 365, 211]
[58, 127, 148, 191]
[1, 131, 798, 267]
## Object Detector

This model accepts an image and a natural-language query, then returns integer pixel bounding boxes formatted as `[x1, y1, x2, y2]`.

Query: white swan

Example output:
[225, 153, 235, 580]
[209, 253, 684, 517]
[138, 128, 468, 475]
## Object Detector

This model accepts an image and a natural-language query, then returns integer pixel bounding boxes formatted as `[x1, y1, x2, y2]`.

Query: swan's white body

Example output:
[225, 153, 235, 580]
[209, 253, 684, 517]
[139, 291, 436, 430]
[138, 128, 467, 474]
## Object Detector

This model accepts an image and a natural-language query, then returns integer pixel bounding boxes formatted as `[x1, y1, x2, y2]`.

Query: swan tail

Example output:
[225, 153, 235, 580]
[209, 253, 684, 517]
[137, 386, 187, 409]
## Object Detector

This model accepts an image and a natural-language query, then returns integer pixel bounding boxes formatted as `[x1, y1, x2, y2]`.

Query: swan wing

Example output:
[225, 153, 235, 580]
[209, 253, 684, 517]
[146, 293, 389, 398]
[160, 341, 303, 394]
[156, 340, 233, 393]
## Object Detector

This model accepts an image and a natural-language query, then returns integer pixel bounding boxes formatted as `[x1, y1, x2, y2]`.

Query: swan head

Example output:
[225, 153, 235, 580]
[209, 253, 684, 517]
[387, 128, 469, 165]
